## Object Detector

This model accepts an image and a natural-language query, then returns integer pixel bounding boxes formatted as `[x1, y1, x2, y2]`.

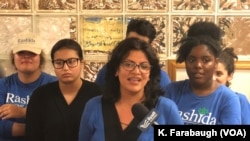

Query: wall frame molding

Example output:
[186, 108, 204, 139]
[167, 59, 185, 81]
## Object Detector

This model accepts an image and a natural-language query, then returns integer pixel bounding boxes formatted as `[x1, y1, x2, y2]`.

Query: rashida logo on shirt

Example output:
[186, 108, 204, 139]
[179, 108, 216, 125]
[6, 93, 30, 107]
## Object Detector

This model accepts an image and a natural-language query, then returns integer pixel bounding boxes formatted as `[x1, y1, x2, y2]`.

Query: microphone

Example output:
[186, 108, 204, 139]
[132, 103, 159, 131]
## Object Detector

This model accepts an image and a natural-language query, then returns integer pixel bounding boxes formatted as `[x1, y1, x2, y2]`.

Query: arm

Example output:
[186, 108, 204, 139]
[167, 102, 183, 124]
[237, 93, 250, 124]
[0, 104, 26, 137]
[0, 104, 26, 119]
[78, 100, 93, 141]
[159, 97, 183, 125]
[12, 122, 25, 136]
[0, 78, 15, 138]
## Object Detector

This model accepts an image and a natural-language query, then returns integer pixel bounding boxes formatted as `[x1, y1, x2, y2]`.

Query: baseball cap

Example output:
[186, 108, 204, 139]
[13, 32, 42, 54]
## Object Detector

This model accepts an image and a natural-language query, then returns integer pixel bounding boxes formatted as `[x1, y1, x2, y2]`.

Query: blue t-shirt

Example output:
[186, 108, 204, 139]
[236, 92, 250, 124]
[164, 80, 241, 125]
[78, 96, 183, 141]
[95, 65, 171, 90]
[0, 72, 57, 141]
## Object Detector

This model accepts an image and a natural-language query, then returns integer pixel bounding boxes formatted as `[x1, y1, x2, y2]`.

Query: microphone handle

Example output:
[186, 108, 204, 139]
[153, 121, 159, 125]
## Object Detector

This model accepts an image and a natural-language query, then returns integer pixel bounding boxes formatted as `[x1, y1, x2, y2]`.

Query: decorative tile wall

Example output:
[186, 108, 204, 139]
[0, 0, 250, 81]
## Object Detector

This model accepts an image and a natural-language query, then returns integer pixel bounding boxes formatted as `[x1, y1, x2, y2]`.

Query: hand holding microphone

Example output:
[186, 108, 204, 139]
[132, 103, 159, 131]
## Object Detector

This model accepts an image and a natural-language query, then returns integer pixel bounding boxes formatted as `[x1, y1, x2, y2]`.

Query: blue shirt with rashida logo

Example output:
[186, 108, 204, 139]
[0, 72, 57, 141]
[164, 79, 241, 125]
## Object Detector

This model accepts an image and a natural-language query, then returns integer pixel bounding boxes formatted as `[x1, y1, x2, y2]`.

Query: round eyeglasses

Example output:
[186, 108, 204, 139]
[52, 58, 80, 69]
[121, 61, 151, 74]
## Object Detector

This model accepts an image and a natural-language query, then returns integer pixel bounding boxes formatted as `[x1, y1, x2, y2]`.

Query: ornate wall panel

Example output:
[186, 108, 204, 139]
[0, 0, 250, 81]
[0, 16, 32, 55]
[170, 15, 214, 55]
[80, 16, 123, 55]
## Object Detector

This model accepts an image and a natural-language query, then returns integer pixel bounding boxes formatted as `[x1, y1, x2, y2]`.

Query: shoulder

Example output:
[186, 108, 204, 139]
[34, 81, 58, 93]
[83, 79, 101, 89]
[85, 95, 102, 107]
[216, 85, 238, 97]
[160, 70, 171, 83]
[160, 70, 168, 77]
[96, 65, 107, 80]
[95, 64, 107, 86]
[236, 92, 248, 100]
[41, 72, 57, 81]
[165, 80, 189, 94]
[156, 96, 177, 108]
[81, 79, 102, 94]
[155, 96, 180, 117]
[215, 85, 241, 105]
[82, 96, 103, 123]
[31, 81, 58, 99]
[83, 79, 98, 85]
[98, 65, 107, 74]
[0, 75, 8, 84]
[235, 92, 250, 104]
[167, 79, 188, 87]
[0, 73, 17, 85]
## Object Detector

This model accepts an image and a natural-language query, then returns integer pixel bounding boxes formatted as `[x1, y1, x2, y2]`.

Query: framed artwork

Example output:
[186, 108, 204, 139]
[34, 15, 77, 55]
[218, 16, 250, 58]
[170, 15, 214, 56]
[83, 60, 106, 82]
[0, 16, 32, 55]
[167, 59, 186, 81]
[219, 0, 250, 11]
[80, 15, 124, 55]
[172, 0, 214, 12]
[36, 0, 77, 12]
[126, 0, 168, 12]
[125, 15, 168, 57]
[0, 0, 31, 12]
[81, 0, 122, 11]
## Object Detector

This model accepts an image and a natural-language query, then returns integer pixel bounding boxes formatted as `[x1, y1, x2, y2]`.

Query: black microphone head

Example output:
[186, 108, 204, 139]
[132, 103, 149, 121]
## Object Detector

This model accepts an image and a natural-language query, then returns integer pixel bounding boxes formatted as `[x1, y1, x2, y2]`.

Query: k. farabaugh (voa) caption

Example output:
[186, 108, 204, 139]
[154, 125, 250, 140]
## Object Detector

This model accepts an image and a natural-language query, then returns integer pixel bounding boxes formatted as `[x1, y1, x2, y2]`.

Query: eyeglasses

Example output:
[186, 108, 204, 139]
[52, 58, 80, 69]
[121, 61, 151, 74]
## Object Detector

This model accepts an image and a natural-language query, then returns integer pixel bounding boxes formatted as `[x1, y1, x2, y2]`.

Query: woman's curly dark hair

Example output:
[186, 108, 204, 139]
[176, 35, 222, 63]
[187, 21, 223, 42]
[103, 38, 163, 109]
[176, 21, 223, 63]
